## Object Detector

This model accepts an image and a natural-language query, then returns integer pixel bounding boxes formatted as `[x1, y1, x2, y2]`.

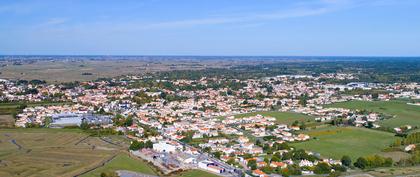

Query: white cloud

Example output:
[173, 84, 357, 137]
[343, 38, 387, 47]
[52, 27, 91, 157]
[30, 0, 402, 31]
[134, 0, 354, 29]
[42, 18, 68, 26]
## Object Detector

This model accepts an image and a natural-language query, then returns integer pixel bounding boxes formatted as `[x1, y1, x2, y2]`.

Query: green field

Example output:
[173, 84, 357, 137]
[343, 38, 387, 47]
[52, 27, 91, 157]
[81, 154, 221, 177]
[175, 170, 220, 177]
[292, 127, 399, 160]
[0, 128, 221, 177]
[81, 154, 157, 177]
[234, 111, 315, 125]
[0, 128, 126, 177]
[325, 100, 420, 128]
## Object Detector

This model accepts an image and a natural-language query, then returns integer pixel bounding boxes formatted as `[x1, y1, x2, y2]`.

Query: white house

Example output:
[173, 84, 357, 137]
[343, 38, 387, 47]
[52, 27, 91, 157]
[198, 161, 225, 174]
[153, 142, 176, 153]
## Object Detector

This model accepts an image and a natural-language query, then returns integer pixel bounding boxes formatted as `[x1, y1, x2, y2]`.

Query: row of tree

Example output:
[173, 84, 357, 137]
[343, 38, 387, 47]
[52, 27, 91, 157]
[354, 155, 393, 169]
[129, 140, 153, 151]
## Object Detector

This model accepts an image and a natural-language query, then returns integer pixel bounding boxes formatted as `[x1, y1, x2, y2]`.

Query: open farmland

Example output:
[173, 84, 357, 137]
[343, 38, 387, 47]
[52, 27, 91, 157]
[0, 57, 253, 83]
[325, 100, 420, 128]
[292, 127, 400, 160]
[0, 115, 14, 128]
[81, 154, 158, 177]
[234, 111, 316, 125]
[0, 128, 126, 177]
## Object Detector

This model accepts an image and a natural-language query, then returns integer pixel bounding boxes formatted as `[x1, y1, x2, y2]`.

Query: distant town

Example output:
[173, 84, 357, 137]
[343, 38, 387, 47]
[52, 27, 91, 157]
[2, 61, 420, 177]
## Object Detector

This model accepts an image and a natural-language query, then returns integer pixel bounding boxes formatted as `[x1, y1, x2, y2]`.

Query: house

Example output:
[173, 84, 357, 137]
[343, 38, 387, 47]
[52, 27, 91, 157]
[153, 142, 176, 153]
[257, 161, 267, 168]
[198, 161, 225, 174]
[237, 136, 249, 144]
[405, 144, 416, 152]
[270, 161, 287, 168]
[296, 134, 310, 141]
[299, 160, 314, 167]
[252, 169, 268, 177]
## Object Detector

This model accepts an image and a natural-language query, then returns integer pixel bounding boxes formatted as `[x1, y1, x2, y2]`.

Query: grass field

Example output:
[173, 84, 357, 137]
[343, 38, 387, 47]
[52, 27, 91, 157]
[292, 127, 400, 160]
[0, 128, 126, 177]
[234, 111, 315, 125]
[0, 115, 14, 128]
[81, 154, 221, 177]
[175, 170, 220, 177]
[0, 128, 216, 177]
[325, 100, 420, 128]
[81, 154, 157, 177]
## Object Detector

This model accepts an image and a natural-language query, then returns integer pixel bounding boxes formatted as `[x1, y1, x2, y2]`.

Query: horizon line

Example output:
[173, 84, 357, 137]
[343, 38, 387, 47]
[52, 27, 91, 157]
[1, 55, 420, 58]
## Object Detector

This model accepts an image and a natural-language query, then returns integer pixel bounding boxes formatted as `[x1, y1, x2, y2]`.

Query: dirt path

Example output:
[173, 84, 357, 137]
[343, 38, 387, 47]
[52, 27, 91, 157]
[73, 154, 118, 177]
[10, 139, 22, 150]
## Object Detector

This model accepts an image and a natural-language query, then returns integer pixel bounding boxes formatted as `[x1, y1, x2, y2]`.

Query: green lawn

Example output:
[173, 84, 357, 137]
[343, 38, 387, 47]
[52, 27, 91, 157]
[325, 100, 420, 128]
[81, 155, 219, 177]
[234, 111, 315, 125]
[292, 127, 399, 160]
[81, 154, 157, 177]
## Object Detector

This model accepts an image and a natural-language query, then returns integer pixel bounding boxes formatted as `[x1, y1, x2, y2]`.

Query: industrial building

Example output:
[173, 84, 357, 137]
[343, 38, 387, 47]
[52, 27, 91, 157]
[49, 113, 112, 128]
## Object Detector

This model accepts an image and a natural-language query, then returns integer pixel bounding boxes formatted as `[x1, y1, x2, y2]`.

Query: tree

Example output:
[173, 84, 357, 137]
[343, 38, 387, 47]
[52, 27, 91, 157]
[213, 151, 222, 159]
[262, 166, 273, 174]
[124, 116, 133, 126]
[256, 139, 262, 147]
[298, 93, 308, 107]
[129, 140, 141, 151]
[227, 158, 236, 165]
[341, 155, 352, 167]
[298, 123, 306, 131]
[271, 155, 281, 162]
[287, 164, 302, 175]
[145, 140, 153, 149]
[354, 157, 368, 169]
[371, 93, 379, 99]
[80, 121, 89, 130]
[247, 159, 257, 170]
[18, 103, 27, 109]
[314, 162, 331, 174]
[366, 121, 374, 128]
[264, 156, 270, 163]
[331, 164, 346, 172]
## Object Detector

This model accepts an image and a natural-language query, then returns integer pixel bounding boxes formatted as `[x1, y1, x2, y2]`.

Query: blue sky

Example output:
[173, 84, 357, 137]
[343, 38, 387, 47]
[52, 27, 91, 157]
[0, 0, 419, 56]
